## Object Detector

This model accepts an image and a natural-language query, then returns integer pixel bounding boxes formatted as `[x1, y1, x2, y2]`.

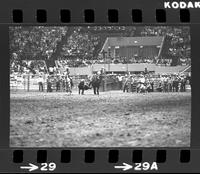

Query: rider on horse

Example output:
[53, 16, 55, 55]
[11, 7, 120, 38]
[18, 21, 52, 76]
[89, 71, 102, 95]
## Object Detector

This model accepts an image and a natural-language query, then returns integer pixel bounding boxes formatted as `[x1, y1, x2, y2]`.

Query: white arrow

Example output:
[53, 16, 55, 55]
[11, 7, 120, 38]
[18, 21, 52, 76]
[20, 163, 38, 172]
[114, 162, 133, 171]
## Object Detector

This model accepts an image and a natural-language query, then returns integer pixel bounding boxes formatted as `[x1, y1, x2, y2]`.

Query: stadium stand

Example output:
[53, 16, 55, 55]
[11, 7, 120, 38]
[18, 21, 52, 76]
[10, 26, 191, 74]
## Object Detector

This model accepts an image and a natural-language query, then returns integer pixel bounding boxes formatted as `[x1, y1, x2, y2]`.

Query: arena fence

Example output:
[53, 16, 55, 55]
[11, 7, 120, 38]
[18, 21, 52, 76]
[10, 74, 122, 92]
[10, 73, 191, 93]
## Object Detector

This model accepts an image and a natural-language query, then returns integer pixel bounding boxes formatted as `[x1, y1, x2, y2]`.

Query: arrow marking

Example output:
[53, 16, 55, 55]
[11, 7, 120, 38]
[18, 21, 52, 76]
[114, 162, 133, 171]
[20, 163, 38, 172]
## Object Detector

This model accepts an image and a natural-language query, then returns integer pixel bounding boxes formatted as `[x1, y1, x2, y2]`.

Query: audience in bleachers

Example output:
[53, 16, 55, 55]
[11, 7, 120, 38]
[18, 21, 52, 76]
[10, 26, 191, 71]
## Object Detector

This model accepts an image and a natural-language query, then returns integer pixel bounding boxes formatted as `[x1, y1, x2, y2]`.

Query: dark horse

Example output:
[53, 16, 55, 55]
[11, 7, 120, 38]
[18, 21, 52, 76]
[89, 74, 103, 95]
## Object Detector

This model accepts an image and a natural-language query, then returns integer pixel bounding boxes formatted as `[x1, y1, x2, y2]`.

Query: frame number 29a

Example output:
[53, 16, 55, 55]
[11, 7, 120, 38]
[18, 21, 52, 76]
[134, 162, 158, 171]
[40, 162, 56, 171]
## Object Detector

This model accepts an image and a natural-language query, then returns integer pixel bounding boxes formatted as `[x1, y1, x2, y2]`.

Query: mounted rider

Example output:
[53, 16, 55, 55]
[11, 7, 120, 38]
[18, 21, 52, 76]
[89, 70, 103, 95]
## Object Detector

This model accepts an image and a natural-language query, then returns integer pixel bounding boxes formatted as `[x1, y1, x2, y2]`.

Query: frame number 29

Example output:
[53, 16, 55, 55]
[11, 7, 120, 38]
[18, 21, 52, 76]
[41, 162, 56, 171]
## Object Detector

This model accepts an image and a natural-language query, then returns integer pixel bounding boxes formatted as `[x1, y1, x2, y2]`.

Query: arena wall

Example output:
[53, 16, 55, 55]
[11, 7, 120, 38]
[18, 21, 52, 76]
[69, 63, 189, 75]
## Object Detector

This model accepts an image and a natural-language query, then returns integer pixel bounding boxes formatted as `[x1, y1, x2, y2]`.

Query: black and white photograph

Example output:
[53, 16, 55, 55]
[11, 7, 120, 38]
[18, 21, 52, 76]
[9, 26, 191, 147]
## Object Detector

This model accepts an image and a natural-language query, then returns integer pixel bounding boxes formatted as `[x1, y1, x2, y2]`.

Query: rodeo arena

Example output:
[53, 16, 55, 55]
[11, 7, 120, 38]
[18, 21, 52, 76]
[10, 26, 191, 147]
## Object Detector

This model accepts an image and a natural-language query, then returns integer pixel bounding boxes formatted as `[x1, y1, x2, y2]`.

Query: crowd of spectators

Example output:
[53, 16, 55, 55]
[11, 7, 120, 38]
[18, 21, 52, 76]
[10, 26, 191, 71]
[10, 59, 47, 75]
[140, 26, 191, 66]
[58, 26, 191, 67]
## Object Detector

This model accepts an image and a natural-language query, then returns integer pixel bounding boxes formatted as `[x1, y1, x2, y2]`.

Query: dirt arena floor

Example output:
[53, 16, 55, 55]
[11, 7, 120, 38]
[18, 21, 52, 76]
[10, 90, 191, 147]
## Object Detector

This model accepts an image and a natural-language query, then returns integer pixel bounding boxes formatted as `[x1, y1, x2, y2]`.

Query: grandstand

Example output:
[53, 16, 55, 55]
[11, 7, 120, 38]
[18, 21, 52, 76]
[100, 36, 164, 62]
[10, 26, 191, 76]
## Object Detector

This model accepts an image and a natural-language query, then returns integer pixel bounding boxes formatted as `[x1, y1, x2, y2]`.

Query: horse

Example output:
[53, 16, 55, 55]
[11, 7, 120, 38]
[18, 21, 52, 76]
[89, 74, 102, 95]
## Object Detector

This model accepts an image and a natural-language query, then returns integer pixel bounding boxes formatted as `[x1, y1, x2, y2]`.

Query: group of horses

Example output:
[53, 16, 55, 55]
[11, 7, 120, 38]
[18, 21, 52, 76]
[78, 74, 103, 95]
[47, 75, 154, 95]
[46, 74, 102, 95]
[77, 74, 150, 95]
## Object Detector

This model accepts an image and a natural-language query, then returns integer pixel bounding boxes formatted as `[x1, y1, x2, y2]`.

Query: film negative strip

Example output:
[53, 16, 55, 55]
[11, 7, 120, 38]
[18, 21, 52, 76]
[0, 0, 200, 173]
